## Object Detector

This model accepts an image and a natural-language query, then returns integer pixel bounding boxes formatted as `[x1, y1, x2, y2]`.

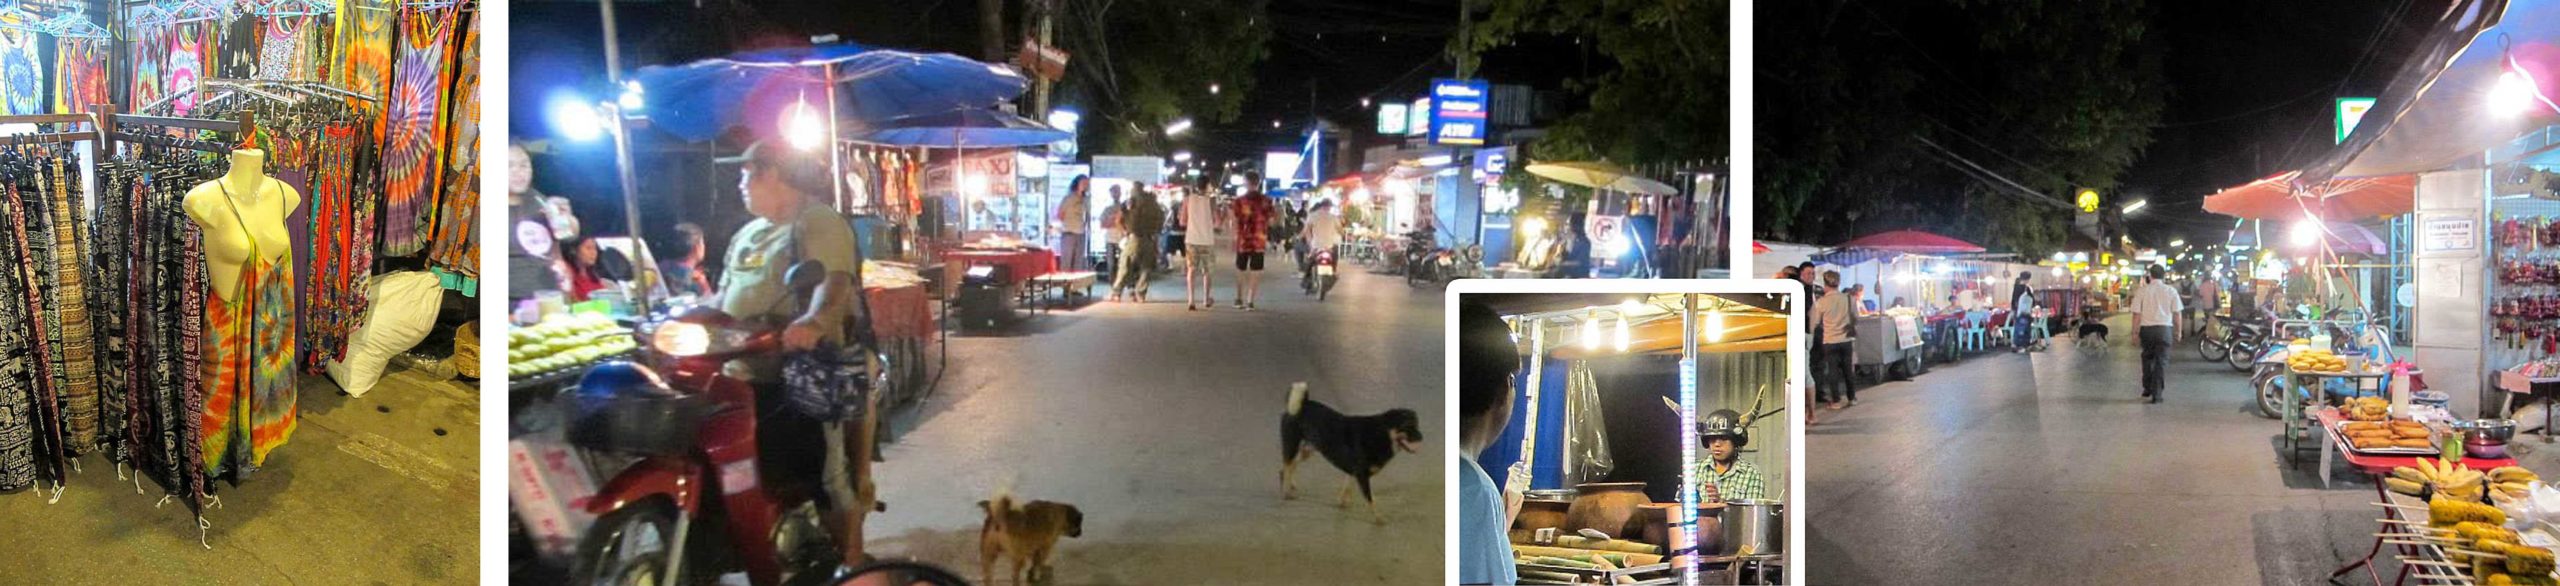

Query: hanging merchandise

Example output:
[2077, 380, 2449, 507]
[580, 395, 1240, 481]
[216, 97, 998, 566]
[131, 28, 166, 111]
[0, 28, 38, 115]
[167, 24, 205, 115]
[53, 39, 109, 114]
[187, 79, 384, 374]
[427, 11, 478, 293]
[380, 4, 460, 257]
[1562, 361, 1615, 486]
[334, 0, 394, 132]
[94, 146, 226, 516]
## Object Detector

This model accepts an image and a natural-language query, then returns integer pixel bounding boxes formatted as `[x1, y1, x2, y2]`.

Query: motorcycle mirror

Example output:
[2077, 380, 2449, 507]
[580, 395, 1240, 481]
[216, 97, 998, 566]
[785, 260, 829, 295]
[834, 560, 972, 586]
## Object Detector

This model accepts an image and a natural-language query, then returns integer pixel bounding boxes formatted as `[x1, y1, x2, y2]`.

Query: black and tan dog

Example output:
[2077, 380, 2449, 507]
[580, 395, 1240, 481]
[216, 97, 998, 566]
[1279, 382, 1423, 524]
[977, 489, 1084, 586]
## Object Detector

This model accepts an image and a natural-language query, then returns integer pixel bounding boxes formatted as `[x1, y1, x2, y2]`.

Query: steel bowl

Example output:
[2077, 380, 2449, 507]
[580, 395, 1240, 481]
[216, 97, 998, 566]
[2455, 419, 2518, 446]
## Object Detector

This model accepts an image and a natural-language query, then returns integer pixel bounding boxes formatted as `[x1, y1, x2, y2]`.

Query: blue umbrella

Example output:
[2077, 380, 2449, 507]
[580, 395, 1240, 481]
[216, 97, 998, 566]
[632, 42, 1029, 142]
[858, 107, 1071, 148]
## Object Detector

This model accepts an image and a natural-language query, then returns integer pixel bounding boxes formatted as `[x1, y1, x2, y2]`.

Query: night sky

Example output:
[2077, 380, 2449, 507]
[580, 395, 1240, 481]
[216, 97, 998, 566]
[2116, 0, 2437, 247]
[510, 0, 1585, 167]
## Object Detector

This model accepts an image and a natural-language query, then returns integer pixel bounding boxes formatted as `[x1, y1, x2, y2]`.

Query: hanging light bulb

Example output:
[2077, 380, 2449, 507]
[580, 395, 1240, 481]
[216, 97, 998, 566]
[2290, 220, 2320, 248]
[1706, 308, 1726, 343]
[1615, 314, 1631, 352]
[782, 98, 825, 150]
[1582, 316, 1601, 351]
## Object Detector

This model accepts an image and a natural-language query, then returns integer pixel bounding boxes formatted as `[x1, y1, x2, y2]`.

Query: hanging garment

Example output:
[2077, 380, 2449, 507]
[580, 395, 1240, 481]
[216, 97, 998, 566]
[52, 39, 109, 114]
[199, 180, 297, 480]
[0, 29, 38, 115]
[131, 30, 166, 112]
[0, 171, 35, 491]
[258, 18, 301, 81]
[6, 180, 65, 488]
[429, 13, 480, 287]
[44, 158, 100, 454]
[168, 26, 206, 116]
[220, 16, 257, 80]
[334, 0, 395, 123]
[381, 6, 460, 257]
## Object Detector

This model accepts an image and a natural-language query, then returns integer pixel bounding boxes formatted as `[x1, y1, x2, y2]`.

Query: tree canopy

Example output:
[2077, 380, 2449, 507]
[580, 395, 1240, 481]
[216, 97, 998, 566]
[1054, 0, 1273, 155]
[1757, 0, 2165, 258]
[1456, 0, 1727, 165]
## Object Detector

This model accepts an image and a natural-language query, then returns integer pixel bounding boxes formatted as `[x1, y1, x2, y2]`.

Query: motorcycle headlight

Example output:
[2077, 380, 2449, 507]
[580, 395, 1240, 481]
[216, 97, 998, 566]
[651, 322, 750, 357]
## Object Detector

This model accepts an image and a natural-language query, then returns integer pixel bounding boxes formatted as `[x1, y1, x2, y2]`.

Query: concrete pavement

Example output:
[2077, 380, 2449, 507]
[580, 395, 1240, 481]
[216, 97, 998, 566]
[1806, 315, 2558, 585]
[0, 367, 480, 584]
[862, 262, 1446, 585]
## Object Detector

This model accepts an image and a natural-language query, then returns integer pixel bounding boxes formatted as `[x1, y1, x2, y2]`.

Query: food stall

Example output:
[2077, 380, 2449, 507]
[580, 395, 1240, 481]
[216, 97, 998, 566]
[1473, 292, 1798, 585]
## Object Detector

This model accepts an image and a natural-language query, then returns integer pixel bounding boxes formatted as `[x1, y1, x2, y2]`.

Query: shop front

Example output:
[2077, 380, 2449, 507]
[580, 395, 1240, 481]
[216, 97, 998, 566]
[1474, 291, 1798, 584]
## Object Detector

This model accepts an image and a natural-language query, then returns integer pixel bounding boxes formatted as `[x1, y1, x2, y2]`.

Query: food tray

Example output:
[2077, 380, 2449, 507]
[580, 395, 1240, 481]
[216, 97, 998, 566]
[1516, 561, 1679, 585]
[2332, 420, 2438, 455]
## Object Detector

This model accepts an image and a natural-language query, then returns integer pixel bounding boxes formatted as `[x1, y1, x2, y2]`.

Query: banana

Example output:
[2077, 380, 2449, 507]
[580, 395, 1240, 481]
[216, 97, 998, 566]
[2396, 467, 2431, 484]
[2389, 477, 2429, 496]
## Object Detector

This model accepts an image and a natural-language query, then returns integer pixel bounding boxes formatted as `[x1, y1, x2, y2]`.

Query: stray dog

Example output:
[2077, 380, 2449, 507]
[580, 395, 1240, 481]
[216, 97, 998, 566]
[977, 489, 1084, 586]
[1280, 382, 1423, 524]
[2076, 320, 2112, 351]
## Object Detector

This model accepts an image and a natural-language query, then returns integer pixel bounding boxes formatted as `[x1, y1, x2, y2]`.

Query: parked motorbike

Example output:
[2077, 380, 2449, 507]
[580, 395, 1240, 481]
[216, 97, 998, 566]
[1400, 229, 1438, 286]
[2249, 318, 2394, 419]
[1303, 246, 1339, 301]
[2217, 314, 2278, 371]
[568, 261, 889, 586]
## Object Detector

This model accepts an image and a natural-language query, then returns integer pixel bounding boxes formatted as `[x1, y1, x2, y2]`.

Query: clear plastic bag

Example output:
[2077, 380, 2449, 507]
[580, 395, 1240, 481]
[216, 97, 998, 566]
[1563, 361, 1615, 485]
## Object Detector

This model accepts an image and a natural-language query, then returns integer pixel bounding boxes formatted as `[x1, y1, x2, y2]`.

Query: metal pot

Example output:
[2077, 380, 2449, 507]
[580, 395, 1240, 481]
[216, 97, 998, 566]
[1716, 499, 1785, 558]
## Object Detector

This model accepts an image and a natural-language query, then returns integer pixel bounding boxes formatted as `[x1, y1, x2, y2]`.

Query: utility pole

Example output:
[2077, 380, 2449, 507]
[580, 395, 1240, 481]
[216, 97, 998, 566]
[1031, 0, 1056, 118]
[981, 0, 1007, 62]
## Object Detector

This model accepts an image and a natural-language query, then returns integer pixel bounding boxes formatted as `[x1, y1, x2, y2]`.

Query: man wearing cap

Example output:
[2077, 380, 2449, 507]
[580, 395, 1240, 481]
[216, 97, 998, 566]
[709, 140, 875, 563]
[1695, 409, 1767, 509]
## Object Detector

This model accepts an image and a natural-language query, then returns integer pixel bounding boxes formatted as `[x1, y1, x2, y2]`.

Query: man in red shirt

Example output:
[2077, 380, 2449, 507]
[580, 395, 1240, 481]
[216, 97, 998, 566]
[1232, 172, 1277, 310]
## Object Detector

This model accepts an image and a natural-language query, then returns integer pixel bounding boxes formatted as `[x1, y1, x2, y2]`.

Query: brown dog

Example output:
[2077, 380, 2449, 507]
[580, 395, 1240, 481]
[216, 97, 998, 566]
[977, 491, 1084, 585]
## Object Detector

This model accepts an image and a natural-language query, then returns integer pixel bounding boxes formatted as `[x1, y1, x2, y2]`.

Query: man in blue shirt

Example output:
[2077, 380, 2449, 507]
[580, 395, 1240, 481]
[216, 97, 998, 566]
[1458, 301, 1522, 584]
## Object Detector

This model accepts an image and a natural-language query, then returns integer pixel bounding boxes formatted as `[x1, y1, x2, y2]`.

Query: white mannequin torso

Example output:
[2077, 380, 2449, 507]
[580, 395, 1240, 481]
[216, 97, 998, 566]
[185, 149, 302, 302]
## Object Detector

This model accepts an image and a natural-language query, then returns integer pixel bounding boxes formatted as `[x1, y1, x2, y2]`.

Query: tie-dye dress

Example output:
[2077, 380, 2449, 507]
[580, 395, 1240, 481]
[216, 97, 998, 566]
[199, 181, 296, 479]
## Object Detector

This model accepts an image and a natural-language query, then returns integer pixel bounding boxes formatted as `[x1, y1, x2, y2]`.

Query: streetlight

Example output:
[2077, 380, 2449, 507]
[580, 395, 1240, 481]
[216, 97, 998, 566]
[1165, 118, 1193, 135]
[2169, 239, 2186, 248]
[1360, 97, 1372, 108]
[1172, 151, 1193, 163]
[1209, 83, 1221, 95]
[2122, 199, 2149, 214]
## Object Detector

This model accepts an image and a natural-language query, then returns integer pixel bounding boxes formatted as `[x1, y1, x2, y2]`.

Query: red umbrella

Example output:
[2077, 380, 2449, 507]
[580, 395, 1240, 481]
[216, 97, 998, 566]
[1752, 241, 1770, 253]
[1835, 229, 1985, 254]
[2202, 171, 2414, 221]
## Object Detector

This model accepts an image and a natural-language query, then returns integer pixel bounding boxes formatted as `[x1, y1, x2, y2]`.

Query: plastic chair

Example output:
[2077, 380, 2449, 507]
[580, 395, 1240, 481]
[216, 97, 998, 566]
[1987, 311, 2014, 348]
[1958, 311, 1991, 351]
[2028, 310, 2053, 345]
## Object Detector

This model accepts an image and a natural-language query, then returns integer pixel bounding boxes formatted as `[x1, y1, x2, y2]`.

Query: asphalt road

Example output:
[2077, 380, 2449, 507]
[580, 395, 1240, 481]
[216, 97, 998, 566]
[1803, 315, 2560, 585]
[863, 259, 1448, 585]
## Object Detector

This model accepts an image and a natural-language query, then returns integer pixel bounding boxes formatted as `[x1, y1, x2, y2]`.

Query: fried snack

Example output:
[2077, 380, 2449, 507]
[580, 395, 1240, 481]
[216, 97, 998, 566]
[2394, 438, 2437, 449]
[2393, 428, 2433, 440]
[2432, 497, 2508, 527]
[2349, 429, 2394, 439]
[2345, 422, 2386, 434]
[2354, 436, 2393, 450]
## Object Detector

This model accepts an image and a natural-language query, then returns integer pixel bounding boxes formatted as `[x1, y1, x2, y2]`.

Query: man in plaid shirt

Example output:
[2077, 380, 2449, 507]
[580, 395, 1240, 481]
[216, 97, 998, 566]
[1694, 409, 1767, 503]
[1230, 172, 1277, 310]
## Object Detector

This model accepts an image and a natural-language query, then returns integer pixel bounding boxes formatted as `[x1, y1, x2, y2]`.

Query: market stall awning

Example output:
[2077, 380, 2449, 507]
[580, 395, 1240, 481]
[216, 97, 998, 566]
[854, 107, 1070, 147]
[1545, 314, 1792, 360]
[2302, 0, 2559, 183]
[1834, 229, 1986, 254]
[1525, 161, 1677, 195]
[2202, 171, 2415, 220]
[632, 42, 1030, 142]
[2300, 221, 2391, 257]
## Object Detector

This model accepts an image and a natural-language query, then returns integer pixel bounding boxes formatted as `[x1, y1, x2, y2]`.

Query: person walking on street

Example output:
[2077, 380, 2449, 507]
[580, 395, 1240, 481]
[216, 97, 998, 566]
[1100, 187, 1127, 281]
[1179, 185, 1223, 310]
[1814, 270, 1857, 410]
[1113, 186, 1166, 302]
[2133, 264, 2184, 404]
[1232, 173, 1278, 311]
[1057, 176, 1090, 271]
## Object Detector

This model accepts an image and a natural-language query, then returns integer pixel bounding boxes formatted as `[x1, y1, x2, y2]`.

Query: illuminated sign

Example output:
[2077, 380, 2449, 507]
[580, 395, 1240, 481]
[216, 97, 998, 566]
[1377, 103, 1408, 135]
[2336, 97, 2376, 144]
[1430, 78, 1491, 146]
[2075, 188, 2100, 213]
[1408, 98, 1430, 137]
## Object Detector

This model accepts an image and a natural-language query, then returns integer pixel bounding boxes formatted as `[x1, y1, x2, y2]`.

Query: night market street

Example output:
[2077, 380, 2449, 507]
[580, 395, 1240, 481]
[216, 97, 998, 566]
[1803, 315, 2560, 586]
[861, 266, 1444, 585]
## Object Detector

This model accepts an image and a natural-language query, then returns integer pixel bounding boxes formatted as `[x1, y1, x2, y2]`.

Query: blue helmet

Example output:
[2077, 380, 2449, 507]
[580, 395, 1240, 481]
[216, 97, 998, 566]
[573, 361, 673, 406]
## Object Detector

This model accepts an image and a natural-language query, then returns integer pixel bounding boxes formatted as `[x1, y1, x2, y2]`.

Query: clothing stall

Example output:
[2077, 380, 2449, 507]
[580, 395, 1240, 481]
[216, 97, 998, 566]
[0, 0, 479, 546]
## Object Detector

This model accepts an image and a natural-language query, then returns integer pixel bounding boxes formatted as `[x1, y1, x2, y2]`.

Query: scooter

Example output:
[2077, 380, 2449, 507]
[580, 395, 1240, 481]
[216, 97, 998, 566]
[568, 261, 889, 586]
[1399, 228, 1436, 285]
[2249, 318, 2393, 419]
[1302, 246, 1339, 301]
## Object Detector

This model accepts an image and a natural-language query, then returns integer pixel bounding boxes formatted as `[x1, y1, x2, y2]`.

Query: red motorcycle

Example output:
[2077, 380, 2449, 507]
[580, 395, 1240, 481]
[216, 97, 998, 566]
[567, 262, 886, 586]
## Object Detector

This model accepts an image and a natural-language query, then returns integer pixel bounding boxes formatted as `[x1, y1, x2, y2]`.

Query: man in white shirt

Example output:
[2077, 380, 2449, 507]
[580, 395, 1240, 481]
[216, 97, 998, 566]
[1299, 200, 1343, 293]
[1179, 187, 1223, 311]
[2131, 265, 2185, 404]
[1813, 271, 1858, 410]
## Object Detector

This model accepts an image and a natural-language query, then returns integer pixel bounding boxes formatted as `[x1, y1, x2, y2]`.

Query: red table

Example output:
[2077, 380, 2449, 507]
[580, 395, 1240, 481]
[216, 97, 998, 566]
[2316, 408, 2520, 586]
[865, 283, 934, 340]
[942, 247, 1057, 285]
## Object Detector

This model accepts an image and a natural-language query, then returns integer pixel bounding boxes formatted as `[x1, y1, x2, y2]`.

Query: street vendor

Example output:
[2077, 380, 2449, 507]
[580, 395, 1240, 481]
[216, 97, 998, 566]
[1694, 409, 1767, 508]
[707, 139, 876, 565]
